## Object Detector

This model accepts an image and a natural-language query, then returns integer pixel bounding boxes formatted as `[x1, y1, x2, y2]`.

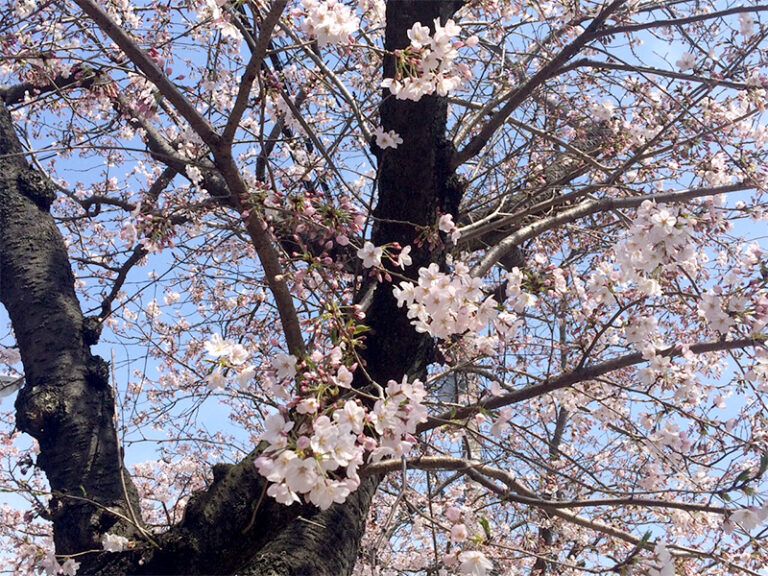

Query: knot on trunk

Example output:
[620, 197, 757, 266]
[17, 168, 56, 211]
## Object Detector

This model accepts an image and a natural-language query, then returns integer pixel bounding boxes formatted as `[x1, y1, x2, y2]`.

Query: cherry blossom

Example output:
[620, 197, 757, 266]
[299, 0, 360, 46]
[676, 52, 696, 70]
[204, 333, 233, 358]
[1, 0, 768, 574]
[272, 353, 298, 381]
[100, 533, 130, 553]
[356, 241, 383, 268]
[382, 18, 469, 102]
[371, 127, 403, 150]
[457, 550, 493, 576]
[396, 245, 412, 269]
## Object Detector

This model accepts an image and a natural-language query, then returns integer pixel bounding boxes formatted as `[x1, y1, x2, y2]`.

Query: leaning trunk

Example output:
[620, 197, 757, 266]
[0, 101, 141, 555]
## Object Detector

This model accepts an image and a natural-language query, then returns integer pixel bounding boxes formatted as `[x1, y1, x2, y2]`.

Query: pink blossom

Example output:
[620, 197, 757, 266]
[267, 482, 300, 506]
[458, 550, 493, 576]
[676, 52, 696, 70]
[450, 523, 469, 542]
[272, 353, 298, 381]
[284, 457, 320, 493]
[204, 333, 233, 358]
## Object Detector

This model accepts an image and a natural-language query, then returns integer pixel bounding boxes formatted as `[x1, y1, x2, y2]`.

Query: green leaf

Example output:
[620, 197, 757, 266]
[758, 453, 768, 475]
[736, 469, 752, 483]
[478, 515, 492, 540]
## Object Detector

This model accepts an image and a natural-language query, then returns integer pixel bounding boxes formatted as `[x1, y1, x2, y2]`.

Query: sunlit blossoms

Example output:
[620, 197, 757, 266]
[204, 333, 234, 357]
[614, 200, 695, 278]
[196, 0, 239, 39]
[201, 334, 252, 389]
[382, 18, 474, 101]
[357, 241, 383, 268]
[391, 261, 538, 341]
[698, 291, 735, 333]
[299, 0, 360, 46]
[255, 376, 427, 509]
[392, 262, 497, 339]
[272, 352, 298, 381]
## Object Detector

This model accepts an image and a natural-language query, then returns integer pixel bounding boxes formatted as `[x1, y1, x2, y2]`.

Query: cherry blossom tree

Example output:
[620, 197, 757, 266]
[1, 0, 768, 574]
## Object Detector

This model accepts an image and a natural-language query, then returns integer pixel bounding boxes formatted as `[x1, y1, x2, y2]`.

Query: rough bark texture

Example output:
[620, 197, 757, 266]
[240, 475, 382, 576]
[76, 450, 378, 575]
[0, 0, 462, 573]
[0, 101, 141, 555]
[361, 0, 464, 383]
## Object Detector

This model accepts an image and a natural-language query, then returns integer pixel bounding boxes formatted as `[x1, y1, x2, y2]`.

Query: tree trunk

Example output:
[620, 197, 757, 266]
[0, 101, 142, 555]
[361, 0, 464, 383]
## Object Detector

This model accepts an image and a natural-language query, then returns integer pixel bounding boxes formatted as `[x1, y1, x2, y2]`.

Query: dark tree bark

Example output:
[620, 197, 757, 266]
[362, 0, 465, 383]
[0, 101, 142, 555]
[0, 1, 463, 573]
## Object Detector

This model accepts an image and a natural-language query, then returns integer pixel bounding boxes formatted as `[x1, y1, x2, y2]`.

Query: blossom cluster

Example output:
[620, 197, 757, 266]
[202, 334, 254, 390]
[648, 542, 674, 576]
[440, 505, 494, 575]
[118, 202, 178, 255]
[580, 200, 698, 331]
[382, 18, 475, 101]
[391, 262, 540, 344]
[697, 291, 735, 334]
[255, 370, 428, 509]
[36, 547, 79, 576]
[392, 262, 497, 339]
[727, 506, 768, 532]
[746, 346, 768, 390]
[613, 200, 695, 279]
[371, 127, 403, 150]
[356, 241, 412, 269]
[697, 152, 734, 187]
[438, 213, 461, 243]
[298, 0, 360, 46]
[196, 0, 240, 39]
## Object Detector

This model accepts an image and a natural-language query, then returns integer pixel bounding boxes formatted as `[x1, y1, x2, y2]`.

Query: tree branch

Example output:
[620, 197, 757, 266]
[596, 5, 768, 38]
[362, 455, 727, 514]
[117, 93, 305, 356]
[472, 183, 753, 276]
[221, 0, 288, 144]
[0, 66, 101, 106]
[451, 0, 626, 169]
[69, 0, 221, 148]
[419, 336, 763, 433]
[560, 58, 762, 90]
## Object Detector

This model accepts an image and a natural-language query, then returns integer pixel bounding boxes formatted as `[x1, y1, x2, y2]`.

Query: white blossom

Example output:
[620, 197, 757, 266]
[357, 241, 383, 268]
[372, 127, 403, 149]
[458, 550, 493, 576]
[101, 532, 130, 553]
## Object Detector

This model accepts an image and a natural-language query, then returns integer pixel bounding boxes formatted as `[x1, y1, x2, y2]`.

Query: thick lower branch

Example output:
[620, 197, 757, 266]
[419, 336, 762, 433]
